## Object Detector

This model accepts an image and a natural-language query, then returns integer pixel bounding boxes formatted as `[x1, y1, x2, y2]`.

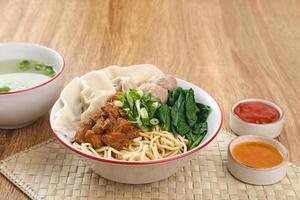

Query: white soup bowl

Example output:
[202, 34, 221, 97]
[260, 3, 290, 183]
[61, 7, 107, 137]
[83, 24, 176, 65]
[0, 43, 64, 129]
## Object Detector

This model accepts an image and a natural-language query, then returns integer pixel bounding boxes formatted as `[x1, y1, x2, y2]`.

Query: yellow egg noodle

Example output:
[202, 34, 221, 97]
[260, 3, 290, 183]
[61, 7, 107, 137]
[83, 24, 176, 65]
[73, 130, 188, 161]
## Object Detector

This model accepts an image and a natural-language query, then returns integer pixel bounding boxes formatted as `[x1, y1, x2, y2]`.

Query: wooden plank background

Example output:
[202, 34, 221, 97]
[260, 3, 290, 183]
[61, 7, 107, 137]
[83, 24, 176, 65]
[0, 0, 300, 199]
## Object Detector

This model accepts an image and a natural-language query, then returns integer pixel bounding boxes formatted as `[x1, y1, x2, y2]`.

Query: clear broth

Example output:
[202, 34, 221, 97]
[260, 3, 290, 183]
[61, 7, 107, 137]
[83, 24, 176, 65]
[0, 59, 56, 92]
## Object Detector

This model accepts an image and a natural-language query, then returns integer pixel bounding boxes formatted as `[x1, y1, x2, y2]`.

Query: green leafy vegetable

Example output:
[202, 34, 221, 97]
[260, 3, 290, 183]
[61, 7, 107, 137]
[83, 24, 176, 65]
[167, 87, 183, 106]
[186, 131, 196, 148]
[185, 88, 199, 127]
[0, 86, 11, 92]
[189, 133, 206, 150]
[19, 60, 56, 77]
[196, 103, 212, 123]
[156, 104, 171, 131]
[185, 122, 208, 149]
[170, 124, 177, 135]
[192, 122, 208, 135]
[170, 93, 184, 126]
[158, 87, 211, 150]
[171, 93, 190, 135]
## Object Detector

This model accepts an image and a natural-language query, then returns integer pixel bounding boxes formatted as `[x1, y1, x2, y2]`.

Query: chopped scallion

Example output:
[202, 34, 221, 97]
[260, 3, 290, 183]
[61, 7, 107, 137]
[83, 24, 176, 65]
[0, 86, 11, 92]
[19, 60, 31, 71]
[140, 107, 148, 119]
[150, 118, 159, 125]
[19, 60, 56, 77]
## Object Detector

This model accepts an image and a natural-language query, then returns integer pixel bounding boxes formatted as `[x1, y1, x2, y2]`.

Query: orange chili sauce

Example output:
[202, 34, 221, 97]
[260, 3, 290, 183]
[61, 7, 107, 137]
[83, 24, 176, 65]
[234, 102, 280, 124]
[232, 141, 283, 168]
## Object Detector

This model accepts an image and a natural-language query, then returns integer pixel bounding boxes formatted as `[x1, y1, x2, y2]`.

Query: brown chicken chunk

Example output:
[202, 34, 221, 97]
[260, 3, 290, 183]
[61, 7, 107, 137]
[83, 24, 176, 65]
[84, 130, 103, 148]
[118, 118, 139, 139]
[102, 131, 130, 150]
[75, 121, 93, 144]
[101, 104, 122, 118]
[74, 103, 140, 150]
[100, 118, 139, 150]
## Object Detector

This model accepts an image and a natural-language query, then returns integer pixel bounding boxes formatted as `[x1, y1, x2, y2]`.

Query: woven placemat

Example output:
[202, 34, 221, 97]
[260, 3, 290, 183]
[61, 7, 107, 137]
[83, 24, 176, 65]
[1, 130, 300, 200]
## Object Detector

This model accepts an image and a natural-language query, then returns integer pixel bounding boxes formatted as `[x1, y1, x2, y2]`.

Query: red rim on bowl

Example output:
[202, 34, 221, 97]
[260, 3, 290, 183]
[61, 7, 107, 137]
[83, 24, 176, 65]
[0, 43, 65, 95]
[50, 95, 223, 166]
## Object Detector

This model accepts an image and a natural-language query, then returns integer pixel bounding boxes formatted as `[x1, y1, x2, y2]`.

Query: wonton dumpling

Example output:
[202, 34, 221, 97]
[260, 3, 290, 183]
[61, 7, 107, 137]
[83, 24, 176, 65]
[54, 77, 82, 137]
[102, 64, 163, 85]
[81, 70, 115, 91]
[100, 65, 120, 80]
[80, 70, 115, 112]
[81, 90, 115, 121]
[80, 70, 116, 121]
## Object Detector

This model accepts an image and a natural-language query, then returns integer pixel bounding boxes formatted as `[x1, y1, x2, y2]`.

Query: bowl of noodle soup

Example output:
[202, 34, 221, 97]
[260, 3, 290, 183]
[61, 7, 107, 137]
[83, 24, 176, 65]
[50, 64, 223, 184]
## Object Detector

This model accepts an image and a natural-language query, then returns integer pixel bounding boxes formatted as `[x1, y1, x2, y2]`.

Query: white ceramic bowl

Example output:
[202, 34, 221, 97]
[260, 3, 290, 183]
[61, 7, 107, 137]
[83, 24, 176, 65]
[0, 43, 64, 129]
[227, 135, 288, 185]
[50, 79, 223, 184]
[229, 98, 284, 138]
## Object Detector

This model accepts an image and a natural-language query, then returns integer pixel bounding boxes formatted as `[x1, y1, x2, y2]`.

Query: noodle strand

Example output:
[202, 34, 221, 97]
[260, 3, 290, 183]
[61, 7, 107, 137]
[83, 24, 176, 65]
[73, 130, 188, 161]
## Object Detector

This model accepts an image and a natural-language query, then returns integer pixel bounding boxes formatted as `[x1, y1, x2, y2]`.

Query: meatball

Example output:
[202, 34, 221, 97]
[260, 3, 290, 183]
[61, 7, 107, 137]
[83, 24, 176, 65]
[149, 74, 177, 91]
[139, 82, 168, 103]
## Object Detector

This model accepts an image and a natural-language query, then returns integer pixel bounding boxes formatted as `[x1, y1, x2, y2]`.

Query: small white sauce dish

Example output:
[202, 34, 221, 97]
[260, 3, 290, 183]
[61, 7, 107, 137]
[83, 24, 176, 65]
[227, 135, 288, 185]
[229, 98, 284, 138]
[0, 43, 64, 129]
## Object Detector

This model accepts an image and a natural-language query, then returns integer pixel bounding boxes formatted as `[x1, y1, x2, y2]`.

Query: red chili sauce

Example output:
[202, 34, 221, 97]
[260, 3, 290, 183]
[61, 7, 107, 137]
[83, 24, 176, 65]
[234, 101, 280, 124]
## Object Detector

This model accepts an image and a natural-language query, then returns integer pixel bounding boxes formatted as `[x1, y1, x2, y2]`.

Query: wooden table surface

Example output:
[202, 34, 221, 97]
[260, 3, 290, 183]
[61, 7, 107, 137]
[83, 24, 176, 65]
[1, 0, 300, 199]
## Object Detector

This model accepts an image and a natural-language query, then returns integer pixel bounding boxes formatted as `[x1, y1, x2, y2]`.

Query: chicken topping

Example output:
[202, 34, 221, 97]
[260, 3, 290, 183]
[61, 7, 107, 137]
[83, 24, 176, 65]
[75, 104, 139, 150]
